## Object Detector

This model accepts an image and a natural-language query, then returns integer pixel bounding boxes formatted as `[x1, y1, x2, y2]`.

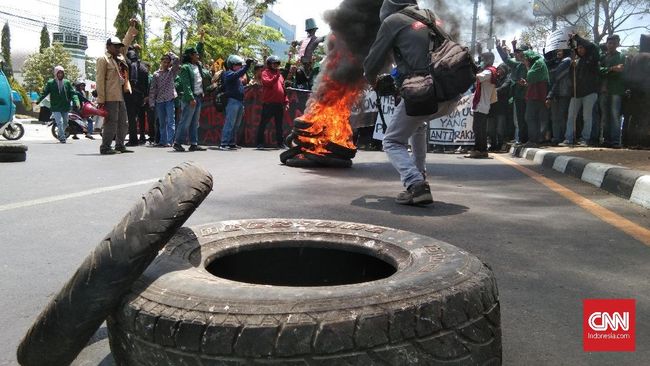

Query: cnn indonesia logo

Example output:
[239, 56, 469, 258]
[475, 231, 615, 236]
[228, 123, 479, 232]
[583, 299, 635, 352]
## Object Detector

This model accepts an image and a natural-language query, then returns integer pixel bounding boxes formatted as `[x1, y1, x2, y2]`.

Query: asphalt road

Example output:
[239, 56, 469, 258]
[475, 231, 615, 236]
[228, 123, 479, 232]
[1, 124, 649, 365]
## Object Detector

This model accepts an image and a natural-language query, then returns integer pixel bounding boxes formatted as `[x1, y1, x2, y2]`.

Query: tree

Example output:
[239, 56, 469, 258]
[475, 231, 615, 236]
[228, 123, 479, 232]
[40, 24, 50, 53]
[21, 44, 80, 92]
[1, 22, 12, 78]
[532, 0, 649, 45]
[177, 0, 281, 58]
[85, 56, 97, 81]
[163, 20, 172, 43]
[114, 0, 143, 46]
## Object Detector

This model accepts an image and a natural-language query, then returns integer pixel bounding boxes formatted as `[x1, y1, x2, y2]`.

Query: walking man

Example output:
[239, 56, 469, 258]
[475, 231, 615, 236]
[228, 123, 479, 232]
[364, 0, 459, 206]
[37, 66, 79, 143]
[96, 18, 138, 155]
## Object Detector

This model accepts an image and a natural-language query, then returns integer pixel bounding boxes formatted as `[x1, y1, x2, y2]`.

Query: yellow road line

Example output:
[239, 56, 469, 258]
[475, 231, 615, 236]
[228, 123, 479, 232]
[494, 154, 650, 247]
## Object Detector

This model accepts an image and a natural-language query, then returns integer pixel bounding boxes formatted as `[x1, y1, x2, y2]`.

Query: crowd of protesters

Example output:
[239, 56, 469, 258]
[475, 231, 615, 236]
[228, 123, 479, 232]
[35, 17, 325, 155]
[36, 14, 649, 156]
[465, 32, 650, 158]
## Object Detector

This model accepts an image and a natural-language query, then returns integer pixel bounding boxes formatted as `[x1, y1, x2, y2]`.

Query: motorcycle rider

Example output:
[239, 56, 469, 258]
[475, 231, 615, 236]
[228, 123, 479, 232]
[36, 66, 80, 143]
[73, 80, 95, 139]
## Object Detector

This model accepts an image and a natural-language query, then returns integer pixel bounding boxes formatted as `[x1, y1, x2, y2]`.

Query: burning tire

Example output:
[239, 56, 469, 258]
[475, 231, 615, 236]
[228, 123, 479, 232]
[0, 142, 27, 162]
[17, 163, 213, 366]
[279, 146, 302, 164]
[303, 151, 353, 168]
[107, 219, 502, 365]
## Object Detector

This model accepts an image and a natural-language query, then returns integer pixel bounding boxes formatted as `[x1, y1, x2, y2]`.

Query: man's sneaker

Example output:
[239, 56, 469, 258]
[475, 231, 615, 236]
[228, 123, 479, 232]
[100, 148, 117, 155]
[115, 146, 134, 153]
[227, 145, 238, 150]
[173, 144, 185, 152]
[72, 135, 79, 140]
[256, 144, 265, 149]
[558, 140, 573, 147]
[85, 134, 95, 140]
[395, 181, 433, 206]
[189, 145, 206, 151]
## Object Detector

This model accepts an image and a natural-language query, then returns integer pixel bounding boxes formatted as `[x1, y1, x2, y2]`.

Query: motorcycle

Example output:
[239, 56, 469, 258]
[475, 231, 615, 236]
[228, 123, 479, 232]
[49, 102, 106, 140]
[0, 120, 25, 140]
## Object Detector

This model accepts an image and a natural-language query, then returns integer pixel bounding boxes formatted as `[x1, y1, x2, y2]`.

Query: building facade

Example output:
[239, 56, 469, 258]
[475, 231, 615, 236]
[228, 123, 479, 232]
[262, 10, 295, 62]
[52, 0, 87, 79]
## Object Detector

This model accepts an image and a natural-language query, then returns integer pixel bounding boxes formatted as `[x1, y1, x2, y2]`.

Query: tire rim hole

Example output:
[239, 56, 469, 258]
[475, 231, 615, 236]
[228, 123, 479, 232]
[206, 244, 396, 286]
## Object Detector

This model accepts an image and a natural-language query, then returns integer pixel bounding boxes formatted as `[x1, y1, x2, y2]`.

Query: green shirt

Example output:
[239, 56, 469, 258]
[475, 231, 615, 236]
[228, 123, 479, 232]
[600, 51, 626, 95]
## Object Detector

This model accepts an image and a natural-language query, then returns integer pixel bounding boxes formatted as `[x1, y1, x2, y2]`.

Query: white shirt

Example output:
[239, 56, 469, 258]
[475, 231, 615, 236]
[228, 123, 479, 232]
[190, 64, 203, 95]
[472, 69, 497, 114]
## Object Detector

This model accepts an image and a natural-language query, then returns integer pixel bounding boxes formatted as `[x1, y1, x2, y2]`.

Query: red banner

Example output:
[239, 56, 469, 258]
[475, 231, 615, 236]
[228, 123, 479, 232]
[198, 85, 309, 146]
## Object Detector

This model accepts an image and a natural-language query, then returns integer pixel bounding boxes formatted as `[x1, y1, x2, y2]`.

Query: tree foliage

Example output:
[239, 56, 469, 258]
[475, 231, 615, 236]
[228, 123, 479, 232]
[21, 44, 80, 92]
[85, 56, 97, 81]
[40, 25, 50, 53]
[114, 0, 144, 46]
[1, 22, 12, 78]
[149, 0, 283, 64]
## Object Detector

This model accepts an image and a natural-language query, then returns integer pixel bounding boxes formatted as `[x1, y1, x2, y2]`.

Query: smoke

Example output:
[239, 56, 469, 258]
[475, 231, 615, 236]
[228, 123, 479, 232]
[319, 0, 383, 85]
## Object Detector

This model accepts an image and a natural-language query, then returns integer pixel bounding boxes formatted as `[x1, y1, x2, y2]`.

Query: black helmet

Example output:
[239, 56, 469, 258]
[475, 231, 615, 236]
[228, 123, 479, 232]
[266, 55, 281, 66]
[226, 55, 244, 69]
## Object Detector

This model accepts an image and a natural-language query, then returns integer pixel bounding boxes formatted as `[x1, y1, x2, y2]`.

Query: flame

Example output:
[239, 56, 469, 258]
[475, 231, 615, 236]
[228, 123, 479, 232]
[297, 46, 363, 155]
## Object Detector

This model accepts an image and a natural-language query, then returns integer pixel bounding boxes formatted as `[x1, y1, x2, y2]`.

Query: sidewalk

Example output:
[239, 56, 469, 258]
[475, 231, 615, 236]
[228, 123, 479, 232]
[510, 145, 650, 209]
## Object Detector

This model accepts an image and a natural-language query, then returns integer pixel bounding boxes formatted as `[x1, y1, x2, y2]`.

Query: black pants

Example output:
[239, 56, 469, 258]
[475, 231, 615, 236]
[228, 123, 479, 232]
[514, 97, 528, 143]
[256, 103, 284, 146]
[473, 111, 489, 152]
[125, 92, 146, 143]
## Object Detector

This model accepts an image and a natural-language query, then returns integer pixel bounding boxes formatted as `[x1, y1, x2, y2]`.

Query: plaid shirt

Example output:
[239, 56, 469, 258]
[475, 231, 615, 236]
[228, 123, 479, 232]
[149, 56, 180, 106]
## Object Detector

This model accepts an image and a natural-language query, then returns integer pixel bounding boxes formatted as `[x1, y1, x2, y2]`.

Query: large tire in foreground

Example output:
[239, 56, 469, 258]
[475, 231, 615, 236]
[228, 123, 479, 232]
[108, 219, 501, 365]
[17, 162, 214, 366]
[0, 142, 27, 162]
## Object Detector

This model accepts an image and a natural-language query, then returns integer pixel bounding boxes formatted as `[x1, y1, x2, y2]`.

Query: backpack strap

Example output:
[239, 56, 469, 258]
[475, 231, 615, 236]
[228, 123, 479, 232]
[398, 7, 449, 51]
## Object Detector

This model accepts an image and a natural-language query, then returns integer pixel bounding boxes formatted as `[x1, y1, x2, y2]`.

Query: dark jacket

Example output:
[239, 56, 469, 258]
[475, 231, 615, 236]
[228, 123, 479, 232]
[126, 52, 150, 97]
[364, 3, 430, 84]
[571, 35, 601, 98]
[547, 57, 572, 98]
[223, 64, 250, 101]
[496, 45, 528, 100]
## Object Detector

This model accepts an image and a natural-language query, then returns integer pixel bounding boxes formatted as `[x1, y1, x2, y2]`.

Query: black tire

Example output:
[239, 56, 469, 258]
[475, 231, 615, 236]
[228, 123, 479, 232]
[325, 141, 357, 159]
[107, 219, 501, 365]
[304, 151, 353, 168]
[0, 151, 26, 162]
[285, 155, 322, 168]
[0, 142, 28, 152]
[284, 132, 297, 148]
[50, 124, 71, 140]
[2, 123, 25, 140]
[17, 162, 214, 366]
[293, 118, 313, 130]
[279, 146, 302, 164]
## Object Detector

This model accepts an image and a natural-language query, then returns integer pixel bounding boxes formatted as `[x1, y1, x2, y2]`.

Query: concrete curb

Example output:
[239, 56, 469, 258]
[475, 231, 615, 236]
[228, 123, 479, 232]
[509, 146, 650, 209]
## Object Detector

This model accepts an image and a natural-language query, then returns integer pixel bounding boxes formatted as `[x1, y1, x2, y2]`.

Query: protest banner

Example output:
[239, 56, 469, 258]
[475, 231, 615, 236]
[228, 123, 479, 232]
[428, 95, 475, 145]
[545, 27, 573, 52]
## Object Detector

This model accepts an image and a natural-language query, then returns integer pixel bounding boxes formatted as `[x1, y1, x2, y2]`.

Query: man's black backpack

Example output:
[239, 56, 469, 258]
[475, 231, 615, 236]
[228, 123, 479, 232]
[400, 8, 477, 102]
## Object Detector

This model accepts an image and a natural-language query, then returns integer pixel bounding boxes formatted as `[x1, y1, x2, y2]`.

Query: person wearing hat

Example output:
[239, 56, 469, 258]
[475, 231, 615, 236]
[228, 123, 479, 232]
[496, 38, 530, 144]
[298, 18, 326, 65]
[96, 18, 138, 155]
[256, 55, 290, 149]
[219, 54, 254, 150]
[174, 28, 212, 152]
[36, 66, 80, 143]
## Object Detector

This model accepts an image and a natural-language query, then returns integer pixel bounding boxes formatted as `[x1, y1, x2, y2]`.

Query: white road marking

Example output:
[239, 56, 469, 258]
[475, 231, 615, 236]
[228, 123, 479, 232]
[0, 179, 158, 212]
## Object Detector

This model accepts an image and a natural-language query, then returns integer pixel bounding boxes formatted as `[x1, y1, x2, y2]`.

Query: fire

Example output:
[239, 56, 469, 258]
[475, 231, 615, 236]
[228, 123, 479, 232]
[297, 54, 364, 155]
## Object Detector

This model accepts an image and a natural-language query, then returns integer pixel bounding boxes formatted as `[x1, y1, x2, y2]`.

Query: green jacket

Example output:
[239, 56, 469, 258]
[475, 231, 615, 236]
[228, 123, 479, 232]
[37, 79, 79, 113]
[496, 45, 527, 99]
[600, 51, 626, 95]
[178, 42, 214, 103]
[524, 51, 549, 84]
